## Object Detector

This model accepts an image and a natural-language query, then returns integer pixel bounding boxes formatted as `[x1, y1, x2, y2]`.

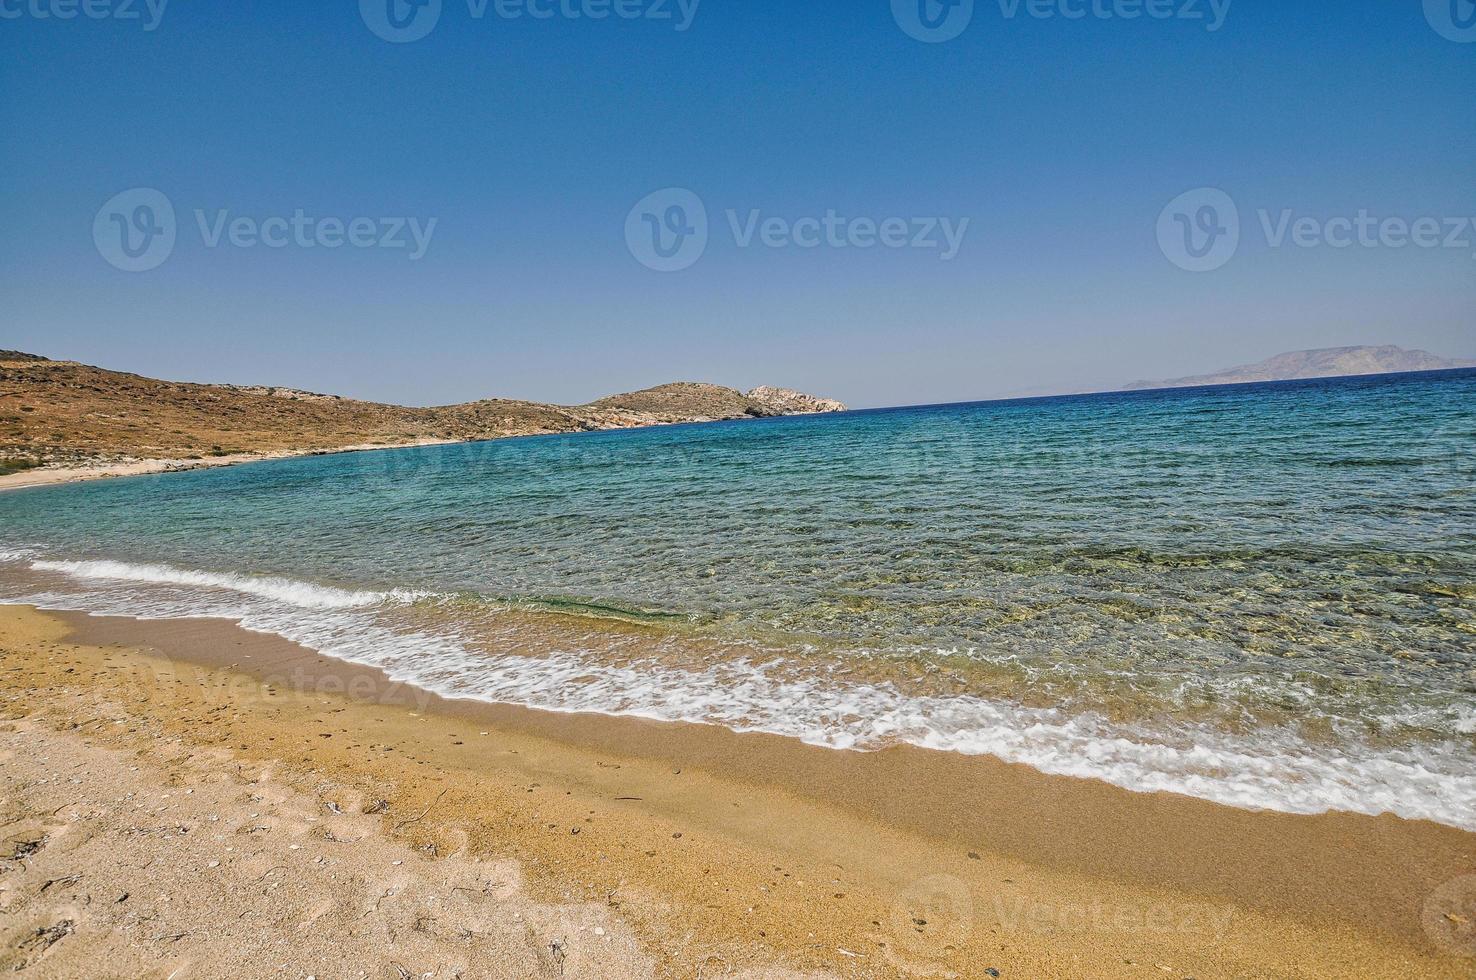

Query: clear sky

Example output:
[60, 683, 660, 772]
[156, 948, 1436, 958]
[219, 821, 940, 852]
[3, 0, 1472, 408]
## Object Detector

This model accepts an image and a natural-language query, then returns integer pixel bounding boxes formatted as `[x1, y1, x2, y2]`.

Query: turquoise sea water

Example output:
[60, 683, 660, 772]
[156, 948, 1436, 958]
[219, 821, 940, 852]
[2, 369, 1474, 827]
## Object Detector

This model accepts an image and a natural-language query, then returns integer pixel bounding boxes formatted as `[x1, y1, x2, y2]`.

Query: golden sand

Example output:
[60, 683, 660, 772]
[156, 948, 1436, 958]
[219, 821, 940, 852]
[1, 605, 1473, 978]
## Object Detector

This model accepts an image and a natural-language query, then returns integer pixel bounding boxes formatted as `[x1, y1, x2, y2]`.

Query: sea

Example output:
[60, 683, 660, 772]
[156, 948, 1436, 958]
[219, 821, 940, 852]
[2, 369, 1473, 829]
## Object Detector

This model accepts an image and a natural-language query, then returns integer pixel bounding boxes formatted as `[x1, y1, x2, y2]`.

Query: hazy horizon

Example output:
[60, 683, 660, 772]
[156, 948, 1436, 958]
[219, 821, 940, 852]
[8, 341, 1475, 413]
[5, 2, 1473, 409]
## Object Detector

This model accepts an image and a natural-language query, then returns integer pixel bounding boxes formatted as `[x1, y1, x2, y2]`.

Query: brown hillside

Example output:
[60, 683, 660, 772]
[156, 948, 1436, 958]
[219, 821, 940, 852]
[0, 356, 844, 468]
[588, 382, 768, 420]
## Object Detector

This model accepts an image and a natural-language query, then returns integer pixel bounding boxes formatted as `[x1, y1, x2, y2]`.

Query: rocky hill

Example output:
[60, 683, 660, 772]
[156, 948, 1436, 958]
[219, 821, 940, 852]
[0, 353, 845, 470]
[747, 386, 848, 416]
[588, 382, 769, 421]
[1126, 346, 1474, 391]
[587, 382, 846, 421]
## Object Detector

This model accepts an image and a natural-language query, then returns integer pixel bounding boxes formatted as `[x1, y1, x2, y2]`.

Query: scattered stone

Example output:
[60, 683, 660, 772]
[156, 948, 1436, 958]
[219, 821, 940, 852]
[39, 874, 81, 893]
[5, 836, 47, 861]
[22, 919, 74, 954]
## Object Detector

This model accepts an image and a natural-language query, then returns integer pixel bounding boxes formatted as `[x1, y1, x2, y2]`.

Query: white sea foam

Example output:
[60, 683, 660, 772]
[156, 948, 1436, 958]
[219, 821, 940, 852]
[7, 555, 1476, 832]
[29, 559, 427, 610]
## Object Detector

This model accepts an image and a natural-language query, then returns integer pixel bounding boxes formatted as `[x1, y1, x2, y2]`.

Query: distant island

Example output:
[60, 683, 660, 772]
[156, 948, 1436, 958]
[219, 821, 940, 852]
[1125, 345, 1475, 391]
[0, 352, 844, 486]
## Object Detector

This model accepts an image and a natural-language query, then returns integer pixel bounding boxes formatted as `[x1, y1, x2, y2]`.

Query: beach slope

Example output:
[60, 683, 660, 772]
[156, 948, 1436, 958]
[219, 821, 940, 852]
[2, 605, 1472, 978]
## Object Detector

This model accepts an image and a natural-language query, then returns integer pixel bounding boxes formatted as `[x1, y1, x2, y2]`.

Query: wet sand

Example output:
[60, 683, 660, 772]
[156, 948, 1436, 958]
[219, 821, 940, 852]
[2, 604, 1474, 978]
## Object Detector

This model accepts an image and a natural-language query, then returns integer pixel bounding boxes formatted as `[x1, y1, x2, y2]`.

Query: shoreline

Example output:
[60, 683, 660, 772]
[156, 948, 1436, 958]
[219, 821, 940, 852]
[3, 604, 1473, 976]
[0, 407, 834, 493]
[0, 439, 462, 493]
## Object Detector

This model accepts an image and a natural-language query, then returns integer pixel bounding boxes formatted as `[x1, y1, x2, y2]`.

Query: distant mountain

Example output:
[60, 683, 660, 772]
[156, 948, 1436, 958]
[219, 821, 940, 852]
[1125, 346, 1475, 391]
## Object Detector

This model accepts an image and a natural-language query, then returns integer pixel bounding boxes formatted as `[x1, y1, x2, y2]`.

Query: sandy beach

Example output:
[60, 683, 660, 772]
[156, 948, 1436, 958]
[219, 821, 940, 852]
[0, 442, 460, 494]
[1, 604, 1472, 978]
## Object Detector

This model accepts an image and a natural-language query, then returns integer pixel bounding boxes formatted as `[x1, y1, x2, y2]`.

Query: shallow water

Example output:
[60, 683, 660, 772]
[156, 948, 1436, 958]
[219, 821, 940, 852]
[3, 370, 1474, 827]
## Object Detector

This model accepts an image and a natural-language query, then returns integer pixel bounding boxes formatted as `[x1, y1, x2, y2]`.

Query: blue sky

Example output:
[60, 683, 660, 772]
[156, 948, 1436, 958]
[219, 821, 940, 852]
[3, 0, 1473, 408]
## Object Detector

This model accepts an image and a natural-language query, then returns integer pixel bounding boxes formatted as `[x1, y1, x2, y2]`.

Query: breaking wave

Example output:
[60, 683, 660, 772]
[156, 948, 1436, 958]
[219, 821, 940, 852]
[4, 552, 1475, 832]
